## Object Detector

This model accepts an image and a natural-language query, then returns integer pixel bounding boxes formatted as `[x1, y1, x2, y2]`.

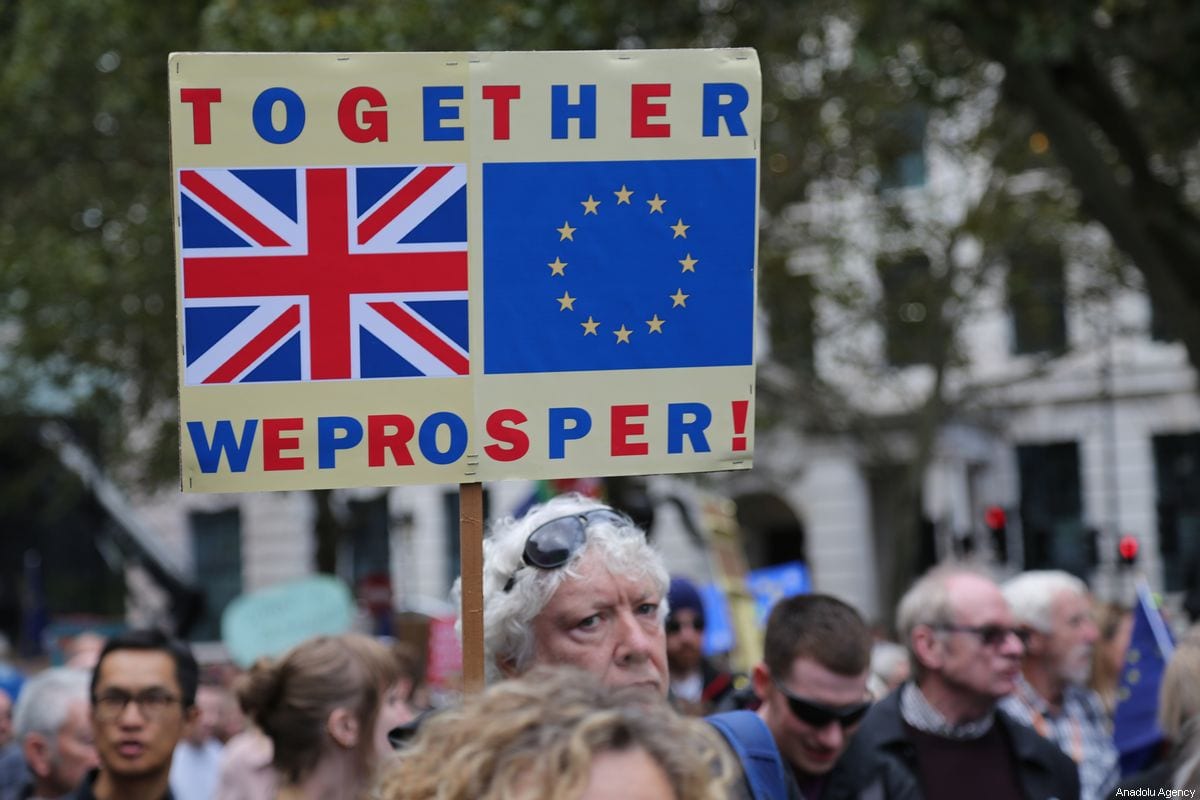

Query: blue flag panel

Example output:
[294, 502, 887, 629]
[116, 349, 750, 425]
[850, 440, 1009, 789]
[482, 159, 756, 374]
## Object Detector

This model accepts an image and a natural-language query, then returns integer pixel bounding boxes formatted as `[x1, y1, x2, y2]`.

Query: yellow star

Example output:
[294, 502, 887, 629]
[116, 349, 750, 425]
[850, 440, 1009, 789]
[557, 291, 576, 311]
[646, 314, 665, 333]
[670, 288, 689, 308]
[679, 253, 698, 272]
[548, 257, 567, 276]
[614, 184, 633, 204]
[581, 316, 600, 336]
[557, 221, 576, 241]
[671, 218, 689, 238]
[613, 324, 632, 343]
[581, 195, 600, 215]
[647, 194, 666, 213]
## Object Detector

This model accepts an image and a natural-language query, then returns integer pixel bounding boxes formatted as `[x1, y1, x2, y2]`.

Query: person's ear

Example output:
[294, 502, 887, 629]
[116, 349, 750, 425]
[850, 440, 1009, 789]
[326, 707, 359, 749]
[22, 734, 54, 778]
[751, 662, 773, 703]
[1023, 628, 1047, 657]
[911, 625, 943, 671]
[498, 657, 520, 679]
[184, 703, 201, 728]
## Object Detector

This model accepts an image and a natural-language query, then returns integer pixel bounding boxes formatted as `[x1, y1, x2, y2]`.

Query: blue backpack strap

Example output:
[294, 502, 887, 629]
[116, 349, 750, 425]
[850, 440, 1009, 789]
[707, 710, 789, 800]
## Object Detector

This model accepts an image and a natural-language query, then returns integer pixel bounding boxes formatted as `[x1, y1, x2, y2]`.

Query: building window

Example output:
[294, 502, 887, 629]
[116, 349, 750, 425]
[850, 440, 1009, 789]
[189, 508, 242, 641]
[1008, 244, 1067, 355]
[879, 252, 937, 367]
[1017, 442, 1086, 577]
[877, 106, 928, 191]
[1152, 433, 1200, 592]
[348, 495, 391, 585]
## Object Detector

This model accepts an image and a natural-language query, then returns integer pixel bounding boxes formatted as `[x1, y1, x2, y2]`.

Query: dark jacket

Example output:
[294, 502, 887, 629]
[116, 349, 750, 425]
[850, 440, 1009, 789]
[830, 689, 1081, 800]
[62, 769, 175, 800]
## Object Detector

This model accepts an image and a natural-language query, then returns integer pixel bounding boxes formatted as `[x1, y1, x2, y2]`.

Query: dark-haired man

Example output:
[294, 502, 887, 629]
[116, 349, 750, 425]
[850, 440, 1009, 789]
[710, 594, 875, 799]
[65, 629, 198, 800]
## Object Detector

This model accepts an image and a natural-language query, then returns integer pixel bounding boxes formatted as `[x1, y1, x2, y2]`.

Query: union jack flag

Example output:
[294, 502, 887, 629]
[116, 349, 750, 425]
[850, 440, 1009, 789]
[178, 164, 469, 384]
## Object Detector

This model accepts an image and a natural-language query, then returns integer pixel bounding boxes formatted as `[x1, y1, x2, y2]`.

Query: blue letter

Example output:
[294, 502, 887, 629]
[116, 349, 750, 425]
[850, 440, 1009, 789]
[187, 420, 257, 474]
[317, 416, 364, 469]
[423, 85, 465, 141]
[667, 403, 712, 454]
[252, 87, 306, 144]
[551, 85, 597, 139]
[702, 83, 749, 137]
[418, 412, 468, 465]
[548, 407, 592, 459]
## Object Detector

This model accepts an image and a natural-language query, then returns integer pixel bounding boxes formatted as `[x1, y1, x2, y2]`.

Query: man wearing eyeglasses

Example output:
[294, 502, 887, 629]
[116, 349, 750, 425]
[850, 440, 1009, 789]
[837, 565, 1080, 800]
[1000, 571, 1117, 800]
[64, 629, 198, 800]
[463, 494, 670, 695]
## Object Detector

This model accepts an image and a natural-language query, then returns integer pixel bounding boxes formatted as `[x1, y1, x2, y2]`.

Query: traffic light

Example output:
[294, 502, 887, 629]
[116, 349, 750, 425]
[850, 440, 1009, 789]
[985, 505, 1007, 563]
[1118, 534, 1139, 567]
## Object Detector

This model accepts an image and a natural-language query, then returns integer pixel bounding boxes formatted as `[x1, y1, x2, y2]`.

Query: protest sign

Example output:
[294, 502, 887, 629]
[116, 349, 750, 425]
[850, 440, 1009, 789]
[169, 49, 760, 492]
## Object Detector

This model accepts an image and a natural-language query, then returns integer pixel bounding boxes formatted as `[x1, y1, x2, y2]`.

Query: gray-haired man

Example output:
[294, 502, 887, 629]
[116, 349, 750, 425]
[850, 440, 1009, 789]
[10, 668, 97, 800]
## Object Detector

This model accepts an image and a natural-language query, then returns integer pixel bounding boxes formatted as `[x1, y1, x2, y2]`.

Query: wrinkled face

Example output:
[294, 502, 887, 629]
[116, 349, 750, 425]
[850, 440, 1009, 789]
[665, 608, 705, 675]
[758, 657, 869, 777]
[933, 575, 1024, 702]
[372, 680, 414, 762]
[580, 748, 676, 800]
[529, 550, 668, 695]
[91, 651, 191, 781]
[50, 700, 98, 793]
[1042, 590, 1099, 686]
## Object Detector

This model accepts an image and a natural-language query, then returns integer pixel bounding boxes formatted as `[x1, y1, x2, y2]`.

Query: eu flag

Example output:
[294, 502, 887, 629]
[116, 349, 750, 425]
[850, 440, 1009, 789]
[1112, 581, 1176, 775]
[482, 159, 756, 374]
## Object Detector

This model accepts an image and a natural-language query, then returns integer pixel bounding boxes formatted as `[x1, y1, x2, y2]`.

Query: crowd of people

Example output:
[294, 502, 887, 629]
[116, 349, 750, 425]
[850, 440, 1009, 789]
[0, 492, 1194, 799]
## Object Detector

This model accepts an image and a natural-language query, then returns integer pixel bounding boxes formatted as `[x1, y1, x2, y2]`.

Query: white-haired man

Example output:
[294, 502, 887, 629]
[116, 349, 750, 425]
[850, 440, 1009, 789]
[1001, 570, 1117, 800]
[9, 668, 98, 800]
[457, 493, 669, 695]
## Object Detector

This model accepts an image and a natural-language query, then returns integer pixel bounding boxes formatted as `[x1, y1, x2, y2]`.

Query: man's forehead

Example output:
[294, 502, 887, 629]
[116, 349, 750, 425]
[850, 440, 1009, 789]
[95, 649, 180, 690]
[948, 575, 1010, 623]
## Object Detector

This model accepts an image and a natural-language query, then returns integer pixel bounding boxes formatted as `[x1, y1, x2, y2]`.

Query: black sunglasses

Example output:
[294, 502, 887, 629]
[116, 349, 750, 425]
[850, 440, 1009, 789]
[665, 615, 706, 634]
[773, 680, 871, 729]
[502, 507, 631, 592]
[935, 624, 1029, 648]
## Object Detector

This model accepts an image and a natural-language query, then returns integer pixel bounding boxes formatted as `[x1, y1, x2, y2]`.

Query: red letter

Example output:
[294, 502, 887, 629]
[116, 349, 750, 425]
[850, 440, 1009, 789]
[367, 414, 415, 467]
[180, 88, 222, 145]
[631, 83, 671, 138]
[481, 84, 521, 140]
[484, 408, 529, 462]
[611, 404, 650, 456]
[338, 86, 388, 143]
[262, 417, 304, 471]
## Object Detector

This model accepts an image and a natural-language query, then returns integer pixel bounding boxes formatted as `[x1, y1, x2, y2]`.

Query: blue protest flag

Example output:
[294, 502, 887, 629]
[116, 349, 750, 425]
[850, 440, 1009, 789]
[745, 561, 811, 627]
[1112, 581, 1176, 775]
[482, 158, 757, 374]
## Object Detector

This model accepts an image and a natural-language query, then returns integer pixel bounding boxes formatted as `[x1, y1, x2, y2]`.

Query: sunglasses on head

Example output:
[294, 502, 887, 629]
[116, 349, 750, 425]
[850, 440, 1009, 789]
[665, 615, 706, 634]
[502, 507, 631, 592]
[935, 624, 1029, 647]
[773, 679, 872, 729]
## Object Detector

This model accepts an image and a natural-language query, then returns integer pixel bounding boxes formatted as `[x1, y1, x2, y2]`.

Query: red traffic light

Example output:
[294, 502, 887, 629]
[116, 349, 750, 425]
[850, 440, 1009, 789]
[1118, 535, 1139, 564]
[984, 506, 1007, 530]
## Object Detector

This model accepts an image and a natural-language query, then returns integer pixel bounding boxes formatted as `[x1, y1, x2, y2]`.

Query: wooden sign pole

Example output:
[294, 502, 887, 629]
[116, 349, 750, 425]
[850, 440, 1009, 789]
[458, 481, 485, 693]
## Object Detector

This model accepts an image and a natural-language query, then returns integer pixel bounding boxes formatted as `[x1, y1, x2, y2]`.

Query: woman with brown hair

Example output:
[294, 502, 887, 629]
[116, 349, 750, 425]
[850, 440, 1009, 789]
[237, 633, 410, 800]
[375, 665, 736, 800]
